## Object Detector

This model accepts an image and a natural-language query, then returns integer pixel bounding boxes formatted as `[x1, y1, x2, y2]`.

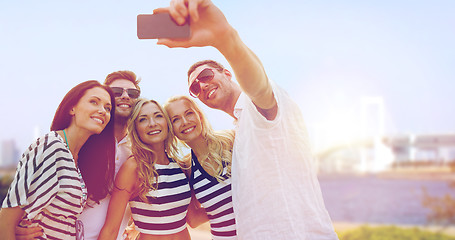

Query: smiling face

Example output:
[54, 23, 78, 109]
[108, 79, 138, 121]
[188, 64, 233, 111]
[135, 102, 169, 146]
[70, 87, 112, 135]
[166, 99, 203, 144]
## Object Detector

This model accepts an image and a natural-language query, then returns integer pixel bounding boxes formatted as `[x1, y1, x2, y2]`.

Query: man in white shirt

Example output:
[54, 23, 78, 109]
[156, 0, 339, 239]
[15, 70, 141, 240]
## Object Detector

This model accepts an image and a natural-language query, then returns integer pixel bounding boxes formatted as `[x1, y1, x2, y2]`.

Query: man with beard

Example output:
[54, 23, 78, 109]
[155, 0, 339, 239]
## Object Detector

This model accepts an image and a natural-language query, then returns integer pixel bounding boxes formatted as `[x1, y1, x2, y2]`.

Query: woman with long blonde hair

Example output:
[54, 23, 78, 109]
[98, 98, 192, 240]
[164, 95, 236, 240]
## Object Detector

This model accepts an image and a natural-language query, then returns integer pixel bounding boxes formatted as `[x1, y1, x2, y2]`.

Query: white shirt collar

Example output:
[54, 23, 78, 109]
[233, 92, 247, 120]
[117, 134, 129, 146]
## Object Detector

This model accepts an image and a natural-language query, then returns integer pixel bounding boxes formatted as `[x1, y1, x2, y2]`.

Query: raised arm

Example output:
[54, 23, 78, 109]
[155, 0, 277, 117]
[98, 157, 138, 240]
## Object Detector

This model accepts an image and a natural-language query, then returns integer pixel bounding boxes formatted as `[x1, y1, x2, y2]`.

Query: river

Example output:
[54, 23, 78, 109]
[319, 174, 454, 225]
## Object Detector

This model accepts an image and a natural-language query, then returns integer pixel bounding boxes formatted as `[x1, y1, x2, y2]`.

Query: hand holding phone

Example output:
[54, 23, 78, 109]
[137, 13, 190, 39]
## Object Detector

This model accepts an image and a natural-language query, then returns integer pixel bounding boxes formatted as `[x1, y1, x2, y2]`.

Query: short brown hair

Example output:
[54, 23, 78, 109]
[187, 60, 225, 81]
[104, 70, 141, 91]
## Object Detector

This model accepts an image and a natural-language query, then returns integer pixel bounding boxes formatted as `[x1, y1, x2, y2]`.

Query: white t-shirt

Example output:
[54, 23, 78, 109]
[78, 136, 132, 240]
[231, 82, 339, 240]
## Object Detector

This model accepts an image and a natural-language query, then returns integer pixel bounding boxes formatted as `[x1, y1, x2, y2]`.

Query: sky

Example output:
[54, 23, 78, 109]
[1, 0, 454, 153]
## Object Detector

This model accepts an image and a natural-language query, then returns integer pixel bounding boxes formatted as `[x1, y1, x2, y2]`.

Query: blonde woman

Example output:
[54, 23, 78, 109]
[164, 95, 236, 239]
[98, 98, 192, 240]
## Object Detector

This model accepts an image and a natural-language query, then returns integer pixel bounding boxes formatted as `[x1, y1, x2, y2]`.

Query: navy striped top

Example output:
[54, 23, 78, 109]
[190, 151, 237, 239]
[129, 159, 191, 235]
[2, 131, 86, 239]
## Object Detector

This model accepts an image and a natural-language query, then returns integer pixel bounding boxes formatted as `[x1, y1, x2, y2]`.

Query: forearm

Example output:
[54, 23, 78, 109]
[98, 158, 138, 240]
[217, 28, 276, 110]
[186, 192, 209, 228]
[0, 224, 16, 240]
[0, 207, 25, 240]
[157, 0, 276, 109]
[1, 230, 16, 240]
[98, 195, 130, 240]
[98, 226, 118, 240]
[186, 203, 209, 228]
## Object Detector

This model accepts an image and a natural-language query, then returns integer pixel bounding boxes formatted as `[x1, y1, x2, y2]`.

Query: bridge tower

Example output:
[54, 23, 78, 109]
[360, 97, 393, 172]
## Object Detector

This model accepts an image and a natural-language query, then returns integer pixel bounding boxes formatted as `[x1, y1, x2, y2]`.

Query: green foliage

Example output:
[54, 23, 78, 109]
[0, 175, 14, 203]
[449, 162, 455, 172]
[422, 181, 455, 226]
[338, 225, 455, 240]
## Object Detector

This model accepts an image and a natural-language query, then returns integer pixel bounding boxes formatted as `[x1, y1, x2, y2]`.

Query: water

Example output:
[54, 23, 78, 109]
[1, 171, 453, 226]
[319, 174, 454, 225]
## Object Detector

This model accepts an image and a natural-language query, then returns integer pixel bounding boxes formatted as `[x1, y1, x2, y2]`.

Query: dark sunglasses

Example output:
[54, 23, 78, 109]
[110, 87, 140, 99]
[189, 68, 215, 98]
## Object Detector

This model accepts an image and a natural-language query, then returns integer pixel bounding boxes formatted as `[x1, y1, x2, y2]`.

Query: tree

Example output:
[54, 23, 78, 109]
[422, 162, 455, 227]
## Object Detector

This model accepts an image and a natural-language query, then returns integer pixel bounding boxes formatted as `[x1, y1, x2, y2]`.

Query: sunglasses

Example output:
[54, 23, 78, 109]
[189, 68, 215, 98]
[110, 87, 140, 99]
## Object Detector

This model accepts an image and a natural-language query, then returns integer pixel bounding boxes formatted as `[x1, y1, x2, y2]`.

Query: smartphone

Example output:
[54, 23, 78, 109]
[137, 13, 190, 39]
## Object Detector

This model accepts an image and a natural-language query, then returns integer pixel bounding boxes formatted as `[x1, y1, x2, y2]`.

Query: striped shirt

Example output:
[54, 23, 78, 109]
[129, 159, 191, 235]
[190, 151, 237, 239]
[2, 131, 86, 239]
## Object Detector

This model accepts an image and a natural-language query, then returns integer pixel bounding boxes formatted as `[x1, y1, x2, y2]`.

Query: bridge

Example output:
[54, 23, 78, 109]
[316, 133, 455, 173]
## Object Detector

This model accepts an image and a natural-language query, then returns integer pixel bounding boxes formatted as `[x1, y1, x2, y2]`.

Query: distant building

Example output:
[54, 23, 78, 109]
[317, 133, 455, 173]
[0, 139, 20, 168]
[317, 138, 394, 173]
[386, 133, 455, 166]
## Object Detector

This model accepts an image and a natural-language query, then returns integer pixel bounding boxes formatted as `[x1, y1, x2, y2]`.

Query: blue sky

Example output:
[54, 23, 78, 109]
[1, 0, 454, 151]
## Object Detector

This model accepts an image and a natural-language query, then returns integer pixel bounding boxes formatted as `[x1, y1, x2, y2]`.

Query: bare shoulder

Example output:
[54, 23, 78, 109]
[115, 156, 138, 190]
[122, 156, 138, 171]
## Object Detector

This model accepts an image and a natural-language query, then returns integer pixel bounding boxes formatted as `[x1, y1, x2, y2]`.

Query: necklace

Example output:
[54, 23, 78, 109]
[63, 129, 87, 207]
[63, 129, 69, 148]
[63, 129, 78, 161]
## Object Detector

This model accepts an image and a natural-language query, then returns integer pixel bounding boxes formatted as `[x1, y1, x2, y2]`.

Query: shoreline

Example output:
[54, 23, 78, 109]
[377, 167, 455, 181]
[319, 167, 455, 182]
[333, 221, 455, 236]
[188, 221, 455, 240]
